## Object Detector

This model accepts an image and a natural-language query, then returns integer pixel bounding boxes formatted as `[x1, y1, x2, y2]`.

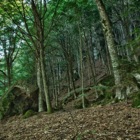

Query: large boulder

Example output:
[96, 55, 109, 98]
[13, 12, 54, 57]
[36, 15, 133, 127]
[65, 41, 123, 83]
[0, 85, 38, 120]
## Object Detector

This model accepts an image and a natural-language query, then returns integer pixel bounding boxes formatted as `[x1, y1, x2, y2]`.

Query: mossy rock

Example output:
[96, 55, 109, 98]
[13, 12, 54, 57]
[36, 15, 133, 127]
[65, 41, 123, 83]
[22, 110, 37, 119]
[0, 86, 38, 119]
[74, 97, 89, 109]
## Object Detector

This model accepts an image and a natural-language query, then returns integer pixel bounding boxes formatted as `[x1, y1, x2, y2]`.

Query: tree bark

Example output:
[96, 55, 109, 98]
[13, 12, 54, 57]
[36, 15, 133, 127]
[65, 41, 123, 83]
[31, 0, 53, 113]
[36, 59, 45, 112]
[40, 48, 53, 113]
[95, 0, 122, 99]
[78, 24, 86, 108]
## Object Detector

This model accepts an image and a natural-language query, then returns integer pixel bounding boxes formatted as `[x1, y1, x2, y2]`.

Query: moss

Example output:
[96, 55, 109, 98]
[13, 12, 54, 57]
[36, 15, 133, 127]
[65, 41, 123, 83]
[0, 92, 15, 119]
[132, 93, 140, 108]
[2, 97, 12, 110]
[0, 112, 4, 120]
[0, 85, 38, 119]
[22, 110, 37, 119]
[132, 99, 140, 108]
[105, 92, 113, 100]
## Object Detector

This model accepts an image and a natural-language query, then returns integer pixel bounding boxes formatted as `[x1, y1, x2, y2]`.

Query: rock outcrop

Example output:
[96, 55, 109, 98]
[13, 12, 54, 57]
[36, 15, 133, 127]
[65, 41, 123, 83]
[0, 84, 38, 119]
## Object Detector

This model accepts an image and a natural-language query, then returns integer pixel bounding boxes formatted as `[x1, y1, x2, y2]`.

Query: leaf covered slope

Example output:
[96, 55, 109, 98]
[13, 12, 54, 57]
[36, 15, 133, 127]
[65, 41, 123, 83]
[0, 102, 140, 140]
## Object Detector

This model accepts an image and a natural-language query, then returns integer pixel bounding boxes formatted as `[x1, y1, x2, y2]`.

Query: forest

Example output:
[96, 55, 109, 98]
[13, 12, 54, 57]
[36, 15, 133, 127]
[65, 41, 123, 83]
[0, 0, 140, 139]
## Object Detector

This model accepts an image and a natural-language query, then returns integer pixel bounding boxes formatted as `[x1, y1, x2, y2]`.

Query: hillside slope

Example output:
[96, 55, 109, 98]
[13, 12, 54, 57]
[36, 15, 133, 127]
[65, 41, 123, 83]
[0, 102, 140, 140]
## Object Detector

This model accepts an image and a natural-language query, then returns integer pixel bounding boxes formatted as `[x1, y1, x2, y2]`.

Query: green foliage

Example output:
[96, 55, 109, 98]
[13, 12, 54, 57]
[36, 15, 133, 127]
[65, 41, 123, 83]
[104, 91, 113, 100]
[2, 91, 14, 110]
[100, 75, 114, 86]
[119, 59, 139, 73]
[132, 93, 140, 108]
[0, 89, 15, 119]
[0, 111, 4, 120]
[91, 84, 115, 106]
[0, 0, 139, 116]
[22, 110, 37, 119]
[0, 83, 38, 119]
[0, 89, 5, 97]
[132, 99, 140, 108]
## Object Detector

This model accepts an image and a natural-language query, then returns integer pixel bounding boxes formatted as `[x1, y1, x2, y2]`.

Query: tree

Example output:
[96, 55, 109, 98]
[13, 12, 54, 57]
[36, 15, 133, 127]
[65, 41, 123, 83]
[0, 0, 139, 112]
[0, 9, 20, 93]
[95, 0, 122, 99]
[0, 0, 61, 113]
[0, 27, 19, 87]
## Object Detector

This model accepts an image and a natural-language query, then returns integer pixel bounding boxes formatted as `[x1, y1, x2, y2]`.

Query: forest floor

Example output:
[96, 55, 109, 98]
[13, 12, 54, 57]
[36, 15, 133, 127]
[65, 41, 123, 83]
[0, 102, 140, 140]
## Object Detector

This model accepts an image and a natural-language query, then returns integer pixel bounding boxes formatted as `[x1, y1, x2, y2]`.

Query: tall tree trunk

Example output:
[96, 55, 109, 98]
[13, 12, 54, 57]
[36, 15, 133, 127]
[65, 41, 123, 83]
[69, 59, 77, 99]
[88, 29, 99, 97]
[40, 48, 53, 113]
[36, 59, 45, 112]
[95, 0, 122, 99]
[7, 61, 12, 87]
[104, 43, 112, 75]
[31, 0, 53, 113]
[78, 24, 86, 109]
[49, 58, 57, 107]
[83, 29, 93, 85]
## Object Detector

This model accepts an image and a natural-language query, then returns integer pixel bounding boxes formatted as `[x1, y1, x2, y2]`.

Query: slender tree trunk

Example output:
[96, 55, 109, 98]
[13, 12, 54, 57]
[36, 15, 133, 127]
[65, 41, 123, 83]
[88, 29, 99, 97]
[104, 43, 112, 75]
[83, 30, 93, 85]
[49, 58, 58, 107]
[31, 0, 53, 113]
[76, 51, 81, 77]
[66, 62, 71, 92]
[40, 48, 53, 113]
[95, 0, 122, 99]
[78, 24, 86, 108]
[7, 62, 12, 87]
[36, 59, 44, 112]
[48, 58, 54, 98]
[69, 59, 77, 98]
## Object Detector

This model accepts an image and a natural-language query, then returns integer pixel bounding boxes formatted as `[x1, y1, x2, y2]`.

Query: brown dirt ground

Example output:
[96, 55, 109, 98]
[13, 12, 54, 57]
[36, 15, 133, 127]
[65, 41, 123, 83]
[0, 102, 140, 140]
